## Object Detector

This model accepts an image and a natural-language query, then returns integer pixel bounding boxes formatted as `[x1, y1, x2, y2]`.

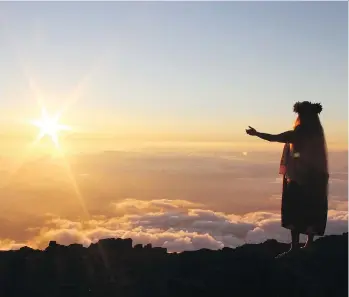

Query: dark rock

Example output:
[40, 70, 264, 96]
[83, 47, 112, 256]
[0, 233, 346, 297]
[134, 244, 143, 250]
[48, 240, 57, 248]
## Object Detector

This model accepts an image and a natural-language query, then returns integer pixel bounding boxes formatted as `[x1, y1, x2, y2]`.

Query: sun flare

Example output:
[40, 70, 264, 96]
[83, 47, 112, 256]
[32, 108, 71, 147]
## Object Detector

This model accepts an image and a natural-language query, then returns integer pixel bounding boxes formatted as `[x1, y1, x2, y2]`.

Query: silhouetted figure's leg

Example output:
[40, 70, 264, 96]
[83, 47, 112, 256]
[291, 230, 300, 250]
[302, 234, 314, 249]
[275, 230, 300, 258]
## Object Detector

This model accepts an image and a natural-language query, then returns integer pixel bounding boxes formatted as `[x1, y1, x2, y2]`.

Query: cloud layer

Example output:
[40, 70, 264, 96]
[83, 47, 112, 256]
[2, 199, 347, 253]
[0, 150, 347, 252]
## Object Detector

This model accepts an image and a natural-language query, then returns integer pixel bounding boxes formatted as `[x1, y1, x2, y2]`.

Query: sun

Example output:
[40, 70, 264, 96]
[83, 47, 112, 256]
[32, 108, 71, 147]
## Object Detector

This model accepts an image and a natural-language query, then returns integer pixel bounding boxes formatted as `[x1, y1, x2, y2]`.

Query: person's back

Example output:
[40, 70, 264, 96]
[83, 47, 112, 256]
[299, 131, 328, 176]
[290, 120, 328, 185]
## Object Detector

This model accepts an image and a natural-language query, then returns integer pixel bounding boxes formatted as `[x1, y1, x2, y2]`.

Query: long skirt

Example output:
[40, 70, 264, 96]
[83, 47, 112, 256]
[281, 174, 328, 236]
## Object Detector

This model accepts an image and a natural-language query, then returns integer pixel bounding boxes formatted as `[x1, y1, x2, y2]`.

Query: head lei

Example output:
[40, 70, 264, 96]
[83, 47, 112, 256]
[293, 101, 322, 115]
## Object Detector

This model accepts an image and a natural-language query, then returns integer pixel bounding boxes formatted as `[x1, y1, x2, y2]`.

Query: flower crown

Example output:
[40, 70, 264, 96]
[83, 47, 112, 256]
[293, 101, 323, 114]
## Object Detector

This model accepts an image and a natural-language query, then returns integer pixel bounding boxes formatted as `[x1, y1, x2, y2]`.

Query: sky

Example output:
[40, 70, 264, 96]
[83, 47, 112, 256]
[0, 2, 347, 252]
[0, 1, 347, 151]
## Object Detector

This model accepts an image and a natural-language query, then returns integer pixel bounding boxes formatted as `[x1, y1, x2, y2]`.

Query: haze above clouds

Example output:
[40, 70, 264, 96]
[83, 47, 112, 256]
[0, 149, 347, 252]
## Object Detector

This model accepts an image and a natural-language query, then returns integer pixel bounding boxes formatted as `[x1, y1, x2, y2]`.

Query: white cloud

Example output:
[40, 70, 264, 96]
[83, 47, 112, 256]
[8, 198, 344, 253]
[112, 199, 203, 216]
[325, 210, 348, 235]
[0, 239, 26, 251]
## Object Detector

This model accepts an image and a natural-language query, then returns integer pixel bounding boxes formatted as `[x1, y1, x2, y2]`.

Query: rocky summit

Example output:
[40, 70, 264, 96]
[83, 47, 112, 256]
[0, 233, 347, 297]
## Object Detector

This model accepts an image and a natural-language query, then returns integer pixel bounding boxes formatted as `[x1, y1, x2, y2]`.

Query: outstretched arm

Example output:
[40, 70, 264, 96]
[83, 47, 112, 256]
[246, 126, 295, 143]
[255, 131, 294, 143]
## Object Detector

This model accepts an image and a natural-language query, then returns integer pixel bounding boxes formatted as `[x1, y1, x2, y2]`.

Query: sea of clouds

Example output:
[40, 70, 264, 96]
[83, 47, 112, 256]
[1, 198, 347, 253]
[0, 150, 347, 252]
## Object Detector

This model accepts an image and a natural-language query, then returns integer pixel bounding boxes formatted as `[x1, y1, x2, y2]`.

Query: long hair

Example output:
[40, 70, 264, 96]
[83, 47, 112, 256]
[292, 101, 328, 173]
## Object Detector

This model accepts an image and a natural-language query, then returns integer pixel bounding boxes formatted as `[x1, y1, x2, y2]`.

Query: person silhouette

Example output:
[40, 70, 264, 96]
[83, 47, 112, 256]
[246, 101, 329, 258]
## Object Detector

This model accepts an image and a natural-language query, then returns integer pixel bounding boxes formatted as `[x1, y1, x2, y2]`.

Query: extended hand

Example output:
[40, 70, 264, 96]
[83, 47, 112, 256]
[245, 126, 257, 136]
